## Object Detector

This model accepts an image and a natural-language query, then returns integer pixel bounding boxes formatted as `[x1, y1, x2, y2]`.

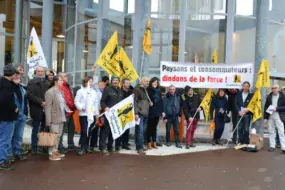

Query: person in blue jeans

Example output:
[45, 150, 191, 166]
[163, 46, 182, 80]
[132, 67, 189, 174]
[0, 65, 19, 171]
[8, 71, 28, 161]
[163, 85, 182, 148]
[210, 89, 229, 145]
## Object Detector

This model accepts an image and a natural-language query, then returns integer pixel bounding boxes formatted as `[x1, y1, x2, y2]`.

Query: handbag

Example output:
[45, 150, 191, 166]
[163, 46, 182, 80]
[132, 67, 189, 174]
[209, 121, 215, 138]
[38, 126, 57, 147]
[224, 114, 231, 123]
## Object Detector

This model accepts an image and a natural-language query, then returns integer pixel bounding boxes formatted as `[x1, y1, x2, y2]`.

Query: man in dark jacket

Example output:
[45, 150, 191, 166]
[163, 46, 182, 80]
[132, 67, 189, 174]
[100, 75, 123, 155]
[264, 84, 285, 153]
[235, 81, 253, 145]
[182, 86, 201, 149]
[226, 89, 239, 144]
[133, 76, 150, 155]
[27, 66, 50, 154]
[163, 85, 182, 148]
[0, 65, 19, 170]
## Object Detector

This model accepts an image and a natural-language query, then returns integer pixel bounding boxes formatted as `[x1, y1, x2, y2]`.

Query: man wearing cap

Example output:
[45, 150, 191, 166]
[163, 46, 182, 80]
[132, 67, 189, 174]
[100, 75, 123, 155]
[27, 66, 50, 154]
[181, 86, 201, 149]
[0, 65, 19, 170]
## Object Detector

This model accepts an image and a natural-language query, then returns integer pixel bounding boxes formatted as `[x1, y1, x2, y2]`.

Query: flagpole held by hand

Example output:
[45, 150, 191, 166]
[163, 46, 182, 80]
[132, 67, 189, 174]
[186, 110, 199, 131]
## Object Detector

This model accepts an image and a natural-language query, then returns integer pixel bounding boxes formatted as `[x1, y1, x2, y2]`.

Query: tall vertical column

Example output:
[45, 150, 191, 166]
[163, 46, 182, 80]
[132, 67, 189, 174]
[178, 0, 187, 63]
[14, 0, 23, 66]
[253, 0, 269, 144]
[132, 0, 151, 79]
[42, 0, 54, 69]
[224, 0, 235, 64]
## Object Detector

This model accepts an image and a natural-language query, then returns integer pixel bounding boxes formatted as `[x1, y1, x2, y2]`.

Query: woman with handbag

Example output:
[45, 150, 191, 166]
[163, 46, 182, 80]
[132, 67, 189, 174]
[45, 76, 72, 161]
[210, 89, 229, 145]
[74, 77, 99, 156]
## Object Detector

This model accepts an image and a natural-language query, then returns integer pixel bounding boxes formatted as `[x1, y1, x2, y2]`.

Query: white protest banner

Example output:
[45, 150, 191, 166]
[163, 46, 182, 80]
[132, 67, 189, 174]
[105, 95, 135, 139]
[27, 27, 48, 78]
[160, 61, 254, 89]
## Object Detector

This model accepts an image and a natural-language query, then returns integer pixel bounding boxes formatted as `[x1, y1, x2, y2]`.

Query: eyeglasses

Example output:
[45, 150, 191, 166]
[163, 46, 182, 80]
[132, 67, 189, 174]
[272, 87, 278, 90]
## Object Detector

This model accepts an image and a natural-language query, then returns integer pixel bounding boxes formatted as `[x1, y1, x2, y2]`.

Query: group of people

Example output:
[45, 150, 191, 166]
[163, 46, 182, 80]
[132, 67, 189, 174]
[1, 64, 285, 171]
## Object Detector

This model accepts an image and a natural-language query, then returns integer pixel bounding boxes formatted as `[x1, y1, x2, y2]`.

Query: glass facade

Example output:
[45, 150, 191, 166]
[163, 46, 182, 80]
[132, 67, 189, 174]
[0, 0, 285, 86]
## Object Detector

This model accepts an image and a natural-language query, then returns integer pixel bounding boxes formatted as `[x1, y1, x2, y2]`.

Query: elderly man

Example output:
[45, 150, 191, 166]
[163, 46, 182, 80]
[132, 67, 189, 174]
[133, 77, 151, 155]
[27, 66, 50, 154]
[264, 84, 285, 153]
[276, 86, 285, 147]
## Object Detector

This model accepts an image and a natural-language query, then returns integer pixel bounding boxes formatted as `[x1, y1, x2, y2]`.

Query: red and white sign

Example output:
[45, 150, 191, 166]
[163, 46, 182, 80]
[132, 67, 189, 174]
[160, 61, 254, 89]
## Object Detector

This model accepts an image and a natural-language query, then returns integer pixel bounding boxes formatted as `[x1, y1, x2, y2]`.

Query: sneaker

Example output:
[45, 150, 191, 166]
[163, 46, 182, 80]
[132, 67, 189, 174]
[55, 152, 65, 158]
[100, 150, 109, 156]
[166, 142, 171, 147]
[176, 143, 182, 149]
[21, 150, 29, 155]
[137, 149, 146, 155]
[49, 154, 61, 161]
[185, 145, 190, 149]
[156, 142, 163, 147]
[8, 155, 15, 164]
[14, 155, 27, 161]
[77, 149, 85, 156]
[122, 145, 131, 150]
[268, 147, 275, 152]
[0, 162, 14, 171]
[58, 147, 68, 154]
[68, 145, 79, 150]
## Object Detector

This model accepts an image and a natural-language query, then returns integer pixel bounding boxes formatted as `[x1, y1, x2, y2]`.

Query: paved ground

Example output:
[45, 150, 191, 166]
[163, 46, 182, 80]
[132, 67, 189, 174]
[1, 143, 285, 190]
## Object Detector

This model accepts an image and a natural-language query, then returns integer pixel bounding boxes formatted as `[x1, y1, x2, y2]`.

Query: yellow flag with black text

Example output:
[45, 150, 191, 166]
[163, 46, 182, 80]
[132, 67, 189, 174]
[247, 89, 262, 123]
[211, 49, 218, 64]
[200, 88, 213, 122]
[118, 47, 139, 83]
[95, 31, 120, 75]
[255, 60, 270, 89]
[142, 19, 152, 55]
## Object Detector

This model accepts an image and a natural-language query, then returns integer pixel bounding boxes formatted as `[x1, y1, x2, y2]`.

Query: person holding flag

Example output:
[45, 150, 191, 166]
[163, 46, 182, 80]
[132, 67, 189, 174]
[264, 84, 285, 153]
[235, 81, 253, 145]
[74, 77, 99, 156]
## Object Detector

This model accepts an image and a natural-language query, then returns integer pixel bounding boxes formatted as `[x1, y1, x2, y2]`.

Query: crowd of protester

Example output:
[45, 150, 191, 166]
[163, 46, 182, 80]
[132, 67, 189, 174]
[1, 64, 285, 170]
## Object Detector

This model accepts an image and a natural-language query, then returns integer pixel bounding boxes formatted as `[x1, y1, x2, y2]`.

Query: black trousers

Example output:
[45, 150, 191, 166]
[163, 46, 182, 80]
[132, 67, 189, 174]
[99, 116, 114, 151]
[87, 118, 100, 148]
[231, 112, 238, 142]
[146, 117, 160, 143]
[214, 117, 225, 140]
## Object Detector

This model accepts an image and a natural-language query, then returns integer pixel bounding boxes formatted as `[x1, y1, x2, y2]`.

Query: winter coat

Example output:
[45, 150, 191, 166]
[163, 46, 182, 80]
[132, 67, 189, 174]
[210, 96, 228, 119]
[147, 87, 163, 118]
[61, 81, 76, 116]
[264, 92, 285, 122]
[133, 84, 150, 117]
[181, 93, 201, 120]
[163, 92, 182, 118]
[100, 86, 123, 110]
[75, 86, 99, 116]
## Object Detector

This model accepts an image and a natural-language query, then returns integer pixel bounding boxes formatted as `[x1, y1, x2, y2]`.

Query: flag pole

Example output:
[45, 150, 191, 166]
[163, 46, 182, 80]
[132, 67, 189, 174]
[186, 110, 199, 131]
[224, 116, 243, 148]
[139, 51, 145, 79]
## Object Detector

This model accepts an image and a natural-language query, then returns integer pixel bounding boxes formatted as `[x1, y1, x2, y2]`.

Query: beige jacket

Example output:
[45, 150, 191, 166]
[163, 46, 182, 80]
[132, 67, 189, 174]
[45, 87, 64, 124]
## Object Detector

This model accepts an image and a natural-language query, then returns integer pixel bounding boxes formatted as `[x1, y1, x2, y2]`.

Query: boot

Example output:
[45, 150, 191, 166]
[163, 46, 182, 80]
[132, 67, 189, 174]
[147, 143, 152, 150]
[152, 142, 158, 149]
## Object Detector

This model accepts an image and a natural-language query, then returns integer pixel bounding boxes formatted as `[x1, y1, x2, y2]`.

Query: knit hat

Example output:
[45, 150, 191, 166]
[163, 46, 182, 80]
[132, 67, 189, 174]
[3, 65, 19, 77]
[111, 74, 120, 82]
[184, 85, 192, 93]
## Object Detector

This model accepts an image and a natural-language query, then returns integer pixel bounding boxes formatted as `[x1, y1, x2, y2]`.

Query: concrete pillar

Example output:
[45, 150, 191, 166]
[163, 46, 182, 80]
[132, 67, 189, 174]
[14, 0, 23, 66]
[224, 0, 235, 64]
[178, 0, 187, 63]
[42, 0, 54, 69]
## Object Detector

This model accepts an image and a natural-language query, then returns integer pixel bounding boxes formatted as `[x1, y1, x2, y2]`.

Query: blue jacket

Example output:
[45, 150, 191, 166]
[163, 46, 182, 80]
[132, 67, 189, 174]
[235, 90, 253, 116]
[210, 96, 228, 119]
[163, 92, 182, 118]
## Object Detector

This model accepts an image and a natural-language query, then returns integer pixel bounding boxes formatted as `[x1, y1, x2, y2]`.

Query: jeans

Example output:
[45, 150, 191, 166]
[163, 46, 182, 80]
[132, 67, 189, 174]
[59, 115, 75, 148]
[237, 115, 251, 144]
[8, 115, 27, 155]
[214, 117, 225, 140]
[31, 113, 45, 152]
[135, 116, 148, 150]
[186, 118, 198, 145]
[122, 129, 130, 147]
[146, 117, 160, 143]
[165, 116, 179, 143]
[0, 122, 14, 164]
[79, 116, 88, 149]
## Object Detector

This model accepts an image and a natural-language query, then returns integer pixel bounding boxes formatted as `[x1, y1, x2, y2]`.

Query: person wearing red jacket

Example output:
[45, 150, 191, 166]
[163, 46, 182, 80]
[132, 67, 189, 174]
[58, 72, 78, 152]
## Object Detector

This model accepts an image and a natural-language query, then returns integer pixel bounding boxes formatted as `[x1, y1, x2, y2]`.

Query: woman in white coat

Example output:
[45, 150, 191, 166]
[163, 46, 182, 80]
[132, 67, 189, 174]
[75, 76, 99, 156]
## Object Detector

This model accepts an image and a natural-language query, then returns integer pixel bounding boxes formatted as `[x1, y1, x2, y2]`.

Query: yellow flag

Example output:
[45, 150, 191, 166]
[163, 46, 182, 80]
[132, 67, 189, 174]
[27, 40, 38, 58]
[118, 47, 139, 83]
[247, 89, 262, 123]
[95, 31, 120, 75]
[255, 60, 270, 89]
[200, 88, 213, 122]
[211, 49, 218, 64]
[142, 19, 152, 55]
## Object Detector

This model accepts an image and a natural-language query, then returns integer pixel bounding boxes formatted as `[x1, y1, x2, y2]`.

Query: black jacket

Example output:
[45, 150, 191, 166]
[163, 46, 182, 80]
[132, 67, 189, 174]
[122, 86, 133, 99]
[100, 86, 123, 110]
[264, 92, 285, 122]
[0, 77, 18, 121]
[225, 89, 239, 114]
[235, 90, 253, 116]
[210, 96, 228, 119]
[147, 87, 163, 118]
[181, 93, 201, 120]
[27, 78, 49, 120]
[163, 92, 182, 118]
